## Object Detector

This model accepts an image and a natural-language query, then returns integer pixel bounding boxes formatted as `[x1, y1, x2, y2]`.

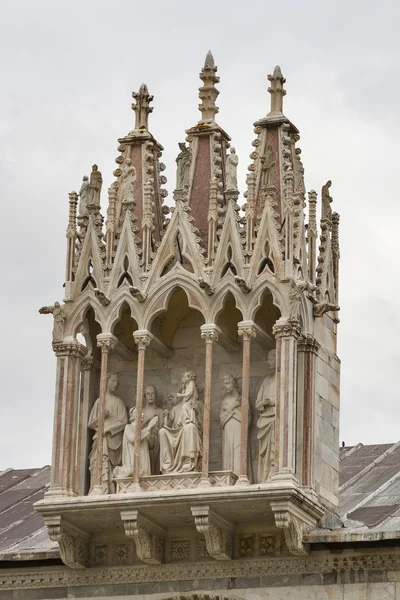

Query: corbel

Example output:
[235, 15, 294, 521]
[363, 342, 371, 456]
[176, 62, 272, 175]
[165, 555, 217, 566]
[44, 515, 90, 569]
[270, 501, 316, 555]
[121, 510, 165, 564]
[191, 505, 234, 561]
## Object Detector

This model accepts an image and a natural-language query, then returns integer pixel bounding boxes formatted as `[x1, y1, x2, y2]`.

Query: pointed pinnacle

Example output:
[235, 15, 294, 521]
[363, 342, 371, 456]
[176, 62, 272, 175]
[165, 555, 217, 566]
[204, 50, 215, 69]
[267, 65, 286, 116]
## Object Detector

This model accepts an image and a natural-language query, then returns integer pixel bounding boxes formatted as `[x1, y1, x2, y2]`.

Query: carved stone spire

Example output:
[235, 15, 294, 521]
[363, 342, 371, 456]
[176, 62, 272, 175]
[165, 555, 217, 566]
[267, 65, 286, 115]
[131, 83, 154, 130]
[198, 51, 220, 122]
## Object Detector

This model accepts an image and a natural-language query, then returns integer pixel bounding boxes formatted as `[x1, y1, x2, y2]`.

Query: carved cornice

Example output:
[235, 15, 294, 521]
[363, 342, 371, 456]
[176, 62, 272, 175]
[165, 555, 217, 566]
[191, 506, 234, 561]
[4, 550, 400, 590]
[272, 319, 301, 340]
[121, 510, 165, 564]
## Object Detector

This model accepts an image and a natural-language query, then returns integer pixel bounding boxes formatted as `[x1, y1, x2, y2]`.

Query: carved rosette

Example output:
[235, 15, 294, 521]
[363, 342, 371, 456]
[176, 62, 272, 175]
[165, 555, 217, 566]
[191, 506, 234, 561]
[121, 511, 165, 564]
[45, 517, 89, 569]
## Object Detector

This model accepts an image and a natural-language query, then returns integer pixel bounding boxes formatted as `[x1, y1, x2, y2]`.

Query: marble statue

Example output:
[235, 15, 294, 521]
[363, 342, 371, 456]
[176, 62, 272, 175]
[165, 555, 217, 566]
[256, 350, 276, 483]
[119, 158, 136, 204]
[261, 145, 275, 187]
[294, 149, 306, 195]
[142, 385, 163, 474]
[321, 180, 333, 221]
[78, 175, 90, 216]
[113, 407, 158, 479]
[38, 301, 66, 343]
[159, 372, 203, 473]
[176, 142, 192, 190]
[220, 375, 242, 476]
[225, 147, 238, 191]
[88, 372, 127, 493]
[88, 164, 103, 207]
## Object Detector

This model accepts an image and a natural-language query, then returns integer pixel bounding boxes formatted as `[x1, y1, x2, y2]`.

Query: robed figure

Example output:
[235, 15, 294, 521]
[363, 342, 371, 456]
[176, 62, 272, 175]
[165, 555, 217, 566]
[88, 372, 127, 493]
[256, 351, 276, 483]
[142, 385, 163, 474]
[159, 372, 203, 473]
[113, 407, 158, 479]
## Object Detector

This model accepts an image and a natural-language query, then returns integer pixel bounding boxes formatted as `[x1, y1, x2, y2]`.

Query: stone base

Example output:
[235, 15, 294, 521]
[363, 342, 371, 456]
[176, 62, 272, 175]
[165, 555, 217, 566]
[115, 471, 238, 494]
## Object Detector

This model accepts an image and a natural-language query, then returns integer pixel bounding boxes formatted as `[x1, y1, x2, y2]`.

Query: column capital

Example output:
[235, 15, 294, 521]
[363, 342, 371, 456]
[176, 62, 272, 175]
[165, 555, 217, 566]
[298, 333, 320, 354]
[53, 339, 88, 358]
[237, 320, 257, 341]
[96, 333, 118, 353]
[133, 329, 152, 351]
[273, 318, 301, 340]
[200, 324, 219, 344]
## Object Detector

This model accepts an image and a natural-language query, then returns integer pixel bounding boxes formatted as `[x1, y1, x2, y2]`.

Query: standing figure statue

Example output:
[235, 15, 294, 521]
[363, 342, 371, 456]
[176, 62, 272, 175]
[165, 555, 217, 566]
[159, 372, 203, 473]
[260, 145, 275, 187]
[256, 350, 276, 483]
[88, 372, 127, 493]
[293, 148, 306, 195]
[113, 407, 158, 479]
[78, 175, 90, 217]
[176, 142, 192, 190]
[142, 385, 163, 474]
[321, 180, 333, 221]
[225, 147, 239, 192]
[220, 375, 248, 476]
[38, 301, 66, 343]
[88, 164, 103, 208]
[119, 158, 136, 204]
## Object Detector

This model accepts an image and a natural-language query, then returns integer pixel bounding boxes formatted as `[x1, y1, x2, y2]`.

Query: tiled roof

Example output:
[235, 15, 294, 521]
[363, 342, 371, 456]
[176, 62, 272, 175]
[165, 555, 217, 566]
[0, 466, 58, 561]
[3, 443, 400, 561]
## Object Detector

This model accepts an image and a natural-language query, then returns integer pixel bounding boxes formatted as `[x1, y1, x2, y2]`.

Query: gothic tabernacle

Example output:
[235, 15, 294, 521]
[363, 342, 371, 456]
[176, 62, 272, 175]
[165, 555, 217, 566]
[34, 53, 340, 578]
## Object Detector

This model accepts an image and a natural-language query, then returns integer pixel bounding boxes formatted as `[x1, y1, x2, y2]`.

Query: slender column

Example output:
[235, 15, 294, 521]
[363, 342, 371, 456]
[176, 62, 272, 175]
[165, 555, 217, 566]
[297, 335, 320, 489]
[132, 330, 152, 491]
[272, 319, 301, 482]
[47, 341, 87, 497]
[237, 321, 257, 486]
[75, 353, 96, 495]
[200, 324, 219, 486]
[91, 334, 117, 495]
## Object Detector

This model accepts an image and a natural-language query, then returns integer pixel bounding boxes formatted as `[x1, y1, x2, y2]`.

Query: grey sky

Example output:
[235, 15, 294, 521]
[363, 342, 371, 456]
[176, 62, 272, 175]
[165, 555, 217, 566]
[1, 0, 399, 469]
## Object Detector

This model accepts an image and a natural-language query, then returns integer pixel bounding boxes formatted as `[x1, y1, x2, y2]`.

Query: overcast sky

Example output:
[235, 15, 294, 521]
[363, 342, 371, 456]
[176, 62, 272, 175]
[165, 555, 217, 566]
[1, 0, 399, 470]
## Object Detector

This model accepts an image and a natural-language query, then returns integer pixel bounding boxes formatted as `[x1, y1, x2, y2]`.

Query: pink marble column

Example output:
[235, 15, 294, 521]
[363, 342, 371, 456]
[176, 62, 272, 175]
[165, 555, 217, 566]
[272, 319, 301, 482]
[48, 342, 87, 497]
[92, 334, 117, 495]
[237, 321, 257, 486]
[132, 331, 152, 491]
[297, 334, 320, 489]
[200, 325, 219, 486]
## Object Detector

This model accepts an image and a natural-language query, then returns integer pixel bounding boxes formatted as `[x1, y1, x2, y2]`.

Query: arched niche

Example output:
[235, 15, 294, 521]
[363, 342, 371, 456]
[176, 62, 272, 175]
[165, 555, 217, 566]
[215, 292, 243, 342]
[107, 302, 139, 413]
[253, 288, 281, 338]
[141, 287, 206, 435]
[75, 306, 102, 359]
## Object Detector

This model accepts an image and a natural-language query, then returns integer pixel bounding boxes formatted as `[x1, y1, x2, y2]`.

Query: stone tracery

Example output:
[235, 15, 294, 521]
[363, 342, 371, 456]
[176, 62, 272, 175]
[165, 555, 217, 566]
[37, 54, 340, 569]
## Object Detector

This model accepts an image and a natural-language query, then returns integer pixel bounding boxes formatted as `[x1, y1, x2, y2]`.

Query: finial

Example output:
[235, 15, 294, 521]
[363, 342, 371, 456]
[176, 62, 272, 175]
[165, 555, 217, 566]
[198, 51, 220, 123]
[267, 65, 286, 115]
[131, 83, 154, 130]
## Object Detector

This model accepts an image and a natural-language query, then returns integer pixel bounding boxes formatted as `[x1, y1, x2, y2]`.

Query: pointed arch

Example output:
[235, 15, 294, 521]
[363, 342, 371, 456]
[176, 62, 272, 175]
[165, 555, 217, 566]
[66, 294, 104, 337]
[104, 289, 141, 333]
[211, 203, 244, 286]
[107, 215, 141, 294]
